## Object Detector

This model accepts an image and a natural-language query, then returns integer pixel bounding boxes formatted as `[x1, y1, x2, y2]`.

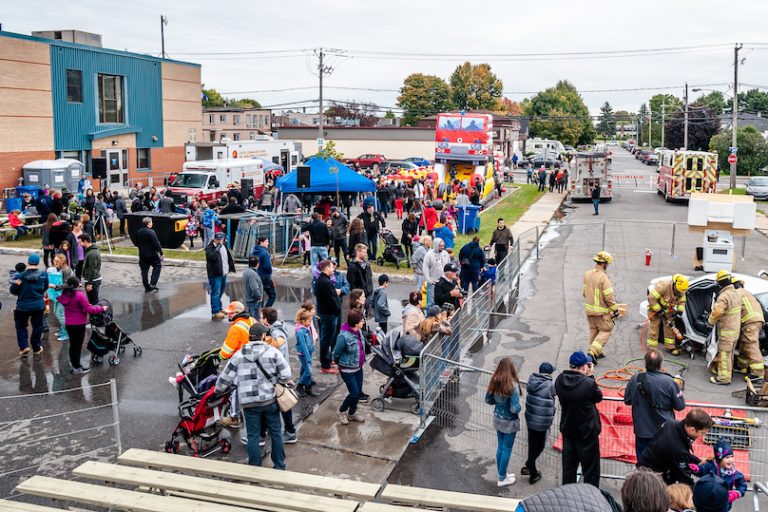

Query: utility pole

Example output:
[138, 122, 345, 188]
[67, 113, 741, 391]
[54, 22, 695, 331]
[661, 103, 666, 148]
[730, 43, 743, 191]
[318, 48, 324, 152]
[683, 82, 689, 149]
[160, 15, 168, 58]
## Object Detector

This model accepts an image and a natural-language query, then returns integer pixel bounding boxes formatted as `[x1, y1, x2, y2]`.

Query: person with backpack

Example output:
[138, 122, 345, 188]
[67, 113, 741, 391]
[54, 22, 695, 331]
[201, 201, 220, 247]
[623, 349, 686, 460]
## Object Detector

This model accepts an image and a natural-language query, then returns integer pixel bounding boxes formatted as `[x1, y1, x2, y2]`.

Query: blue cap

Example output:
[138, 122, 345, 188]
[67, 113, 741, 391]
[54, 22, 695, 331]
[569, 351, 591, 368]
[214, 232, 225, 240]
[693, 473, 730, 512]
[27, 254, 40, 265]
[539, 362, 555, 374]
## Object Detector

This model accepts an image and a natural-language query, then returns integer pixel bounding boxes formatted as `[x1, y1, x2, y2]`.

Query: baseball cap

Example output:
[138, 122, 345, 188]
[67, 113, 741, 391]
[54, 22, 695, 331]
[443, 263, 458, 273]
[214, 232, 225, 240]
[539, 362, 555, 374]
[27, 254, 40, 265]
[569, 351, 591, 368]
[426, 305, 442, 318]
[330, 206, 338, 211]
[224, 301, 245, 316]
[248, 323, 269, 341]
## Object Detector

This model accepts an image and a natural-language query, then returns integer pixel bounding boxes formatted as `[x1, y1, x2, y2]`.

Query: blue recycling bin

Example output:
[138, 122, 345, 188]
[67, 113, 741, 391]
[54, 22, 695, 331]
[16, 186, 42, 200]
[5, 197, 22, 213]
[456, 205, 481, 234]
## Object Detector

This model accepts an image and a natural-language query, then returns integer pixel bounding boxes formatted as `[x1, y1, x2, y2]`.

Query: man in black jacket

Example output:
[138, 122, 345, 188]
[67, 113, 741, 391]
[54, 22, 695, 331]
[458, 236, 486, 292]
[135, 217, 164, 292]
[330, 207, 350, 264]
[555, 351, 603, 488]
[315, 259, 342, 373]
[347, 243, 373, 311]
[303, 213, 330, 267]
[435, 263, 462, 310]
[637, 408, 712, 485]
[205, 232, 235, 320]
[358, 205, 385, 259]
[113, 192, 128, 236]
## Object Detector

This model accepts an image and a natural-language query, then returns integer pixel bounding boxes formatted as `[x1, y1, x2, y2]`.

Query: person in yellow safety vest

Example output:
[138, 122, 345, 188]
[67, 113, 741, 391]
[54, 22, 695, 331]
[707, 271, 742, 385]
[646, 274, 688, 355]
[219, 300, 257, 428]
[732, 278, 765, 382]
[583, 251, 620, 365]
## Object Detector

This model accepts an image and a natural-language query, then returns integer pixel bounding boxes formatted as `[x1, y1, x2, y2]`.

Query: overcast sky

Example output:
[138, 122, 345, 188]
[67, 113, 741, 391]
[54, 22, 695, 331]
[4, 0, 768, 115]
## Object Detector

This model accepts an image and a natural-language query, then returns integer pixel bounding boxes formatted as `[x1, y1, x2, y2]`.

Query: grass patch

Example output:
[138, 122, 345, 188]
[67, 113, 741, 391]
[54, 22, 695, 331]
[454, 184, 545, 247]
[718, 188, 747, 195]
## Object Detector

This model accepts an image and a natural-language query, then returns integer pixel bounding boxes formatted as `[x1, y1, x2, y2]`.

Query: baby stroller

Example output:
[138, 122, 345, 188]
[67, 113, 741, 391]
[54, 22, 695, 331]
[87, 299, 142, 366]
[376, 229, 408, 269]
[165, 386, 232, 457]
[172, 348, 221, 403]
[369, 329, 421, 414]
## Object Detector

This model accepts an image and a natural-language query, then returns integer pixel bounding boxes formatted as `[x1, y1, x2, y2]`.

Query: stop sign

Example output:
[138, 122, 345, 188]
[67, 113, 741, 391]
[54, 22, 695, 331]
[728, 154, 738, 165]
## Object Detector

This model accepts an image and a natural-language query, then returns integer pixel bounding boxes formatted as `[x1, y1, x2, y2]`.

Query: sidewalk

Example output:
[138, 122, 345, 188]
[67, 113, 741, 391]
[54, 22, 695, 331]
[508, 191, 566, 238]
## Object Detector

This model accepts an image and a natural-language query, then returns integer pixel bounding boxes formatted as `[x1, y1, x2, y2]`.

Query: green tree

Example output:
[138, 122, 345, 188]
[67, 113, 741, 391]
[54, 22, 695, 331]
[597, 102, 616, 138]
[648, 94, 682, 147]
[637, 104, 649, 145]
[317, 140, 344, 160]
[228, 97, 261, 108]
[710, 125, 768, 175]
[665, 106, 720, 151]
[449, 62, 503, 111]
[384, 110, 395, 119]
[693, 91, 726, 115]
[397, 73, 454, 126]
[201, 85, 226, 107]
[524, 80, 594, 146]
[729, 89, 768, 114]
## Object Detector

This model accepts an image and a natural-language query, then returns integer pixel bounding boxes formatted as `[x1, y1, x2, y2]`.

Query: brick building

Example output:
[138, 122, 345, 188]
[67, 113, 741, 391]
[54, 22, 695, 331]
[0, 29, 201, 190]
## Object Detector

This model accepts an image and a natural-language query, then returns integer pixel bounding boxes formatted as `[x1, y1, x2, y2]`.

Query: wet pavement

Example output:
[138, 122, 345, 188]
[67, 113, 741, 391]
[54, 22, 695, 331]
[0, 259, 415, 497]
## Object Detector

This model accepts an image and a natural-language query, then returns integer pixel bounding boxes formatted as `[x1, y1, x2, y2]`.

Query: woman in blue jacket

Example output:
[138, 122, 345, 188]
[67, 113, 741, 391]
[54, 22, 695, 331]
[485, 357, 522, 487]
[333, 308, 367, 425]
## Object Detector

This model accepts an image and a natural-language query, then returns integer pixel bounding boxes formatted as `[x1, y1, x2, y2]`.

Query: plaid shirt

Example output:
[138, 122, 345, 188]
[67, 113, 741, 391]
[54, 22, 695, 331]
[215, 341, 291, 407]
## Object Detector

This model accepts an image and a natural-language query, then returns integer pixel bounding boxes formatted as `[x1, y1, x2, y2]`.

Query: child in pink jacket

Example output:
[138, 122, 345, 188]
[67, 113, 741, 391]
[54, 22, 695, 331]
[57, 276, 107, 374]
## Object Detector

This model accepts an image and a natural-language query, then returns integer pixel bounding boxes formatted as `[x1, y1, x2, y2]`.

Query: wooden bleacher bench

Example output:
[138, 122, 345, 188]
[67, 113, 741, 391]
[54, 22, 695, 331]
[16, 475, 266, 512]
[0, 227, 16, 241]
[118, 448, 381, 499]
[380, 484, 520, 512]
[0, 500, 69, 512]
[360, 503, 427, 512]
[74, 460, 358, 512]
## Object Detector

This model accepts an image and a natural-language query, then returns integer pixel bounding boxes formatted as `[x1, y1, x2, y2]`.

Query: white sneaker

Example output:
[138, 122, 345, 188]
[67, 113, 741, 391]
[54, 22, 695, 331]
[497, 474, 516, 487]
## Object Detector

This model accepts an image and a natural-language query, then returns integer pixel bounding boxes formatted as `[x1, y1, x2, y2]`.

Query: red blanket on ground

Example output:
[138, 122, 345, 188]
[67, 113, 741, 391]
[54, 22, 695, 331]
[553, 394, 753, 481]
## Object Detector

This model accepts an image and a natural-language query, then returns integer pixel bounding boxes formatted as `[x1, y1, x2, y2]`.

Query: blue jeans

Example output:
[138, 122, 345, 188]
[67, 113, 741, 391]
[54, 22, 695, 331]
[262, 277, 277, 308]
[635, 436, 652, 462]
[209, 275, 227, 315]
[298, 352, 313, 386]
[592, 198, 599, 215]
[310, 246, 329, 268]
[246, 300, 261, 320]
[203, 226, 215, 247]
[339, 369, 364, 416]
[243, 403, 285, 469]
[318, 313, 340, 369]
[460, 268, 480, 293]
[54, 301, 68, 340]
[496, 430, 517, 481]
[426, 283, 435, 308]
[414, 274, 425, 294]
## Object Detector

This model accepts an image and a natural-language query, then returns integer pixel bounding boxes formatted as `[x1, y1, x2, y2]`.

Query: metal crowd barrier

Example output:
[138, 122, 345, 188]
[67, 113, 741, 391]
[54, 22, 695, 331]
[226, 211, 303, 261]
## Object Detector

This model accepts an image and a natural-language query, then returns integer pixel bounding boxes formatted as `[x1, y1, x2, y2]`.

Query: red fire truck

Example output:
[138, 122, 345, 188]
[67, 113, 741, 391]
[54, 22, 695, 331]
[657, 150, 718, 201]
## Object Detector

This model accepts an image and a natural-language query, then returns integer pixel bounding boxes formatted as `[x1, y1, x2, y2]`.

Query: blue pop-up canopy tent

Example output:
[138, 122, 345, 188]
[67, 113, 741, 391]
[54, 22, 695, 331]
[275, 156, 376, 193]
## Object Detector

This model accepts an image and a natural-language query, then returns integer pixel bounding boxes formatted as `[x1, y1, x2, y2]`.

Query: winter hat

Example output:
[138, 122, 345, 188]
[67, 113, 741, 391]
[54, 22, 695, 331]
[569, 351, 591, 368]
[426, 305, 442, 318]
[714, 440, 734, 461]
[248, 323, 269, 341]
[539, 362, 555, 374]
[27, 254, 40, 265]
[692, 473, 730, 512]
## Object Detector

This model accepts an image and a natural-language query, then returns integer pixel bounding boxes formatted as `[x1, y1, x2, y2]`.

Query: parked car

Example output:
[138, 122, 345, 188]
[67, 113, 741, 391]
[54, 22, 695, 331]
[645, 153, 658, 166]
[527, 155, 558, 169]
[746, 176, 768, 200]
[380, 160, 421, 173]
[345, 154, 386, 170]
[639, 272, 768, 356]
[404, 157, 430, 167]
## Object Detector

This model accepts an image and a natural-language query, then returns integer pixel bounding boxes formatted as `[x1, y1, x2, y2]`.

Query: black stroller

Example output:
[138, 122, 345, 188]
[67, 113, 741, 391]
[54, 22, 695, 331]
[87, 299, 142, 366]
[173, 349, 222, 403]
[376, 228, 408, 269]
[369, 329, 421, 414]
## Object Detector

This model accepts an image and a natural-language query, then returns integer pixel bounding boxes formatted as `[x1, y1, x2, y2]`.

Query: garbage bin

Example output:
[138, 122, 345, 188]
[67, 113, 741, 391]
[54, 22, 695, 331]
[125, 212, 189, 249]
[5, 197, 22, 213]
[456, 205, 481, 234]
[16, 185, 42, 201]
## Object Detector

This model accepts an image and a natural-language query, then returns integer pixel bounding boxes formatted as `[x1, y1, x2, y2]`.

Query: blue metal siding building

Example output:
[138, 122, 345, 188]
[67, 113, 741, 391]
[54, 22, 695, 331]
[49, 44, 164, 151]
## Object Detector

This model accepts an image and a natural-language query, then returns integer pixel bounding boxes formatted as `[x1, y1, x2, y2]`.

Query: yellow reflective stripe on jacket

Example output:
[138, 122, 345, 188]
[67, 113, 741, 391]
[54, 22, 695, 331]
[585, 288, 610, 313]
[650, 303, 662, 312]
[603, 287, 614, 296]
[741, 298, 762, 323]
[726, 306, 741, 315]
[719, 329, 739, 337]
[650, 287, 669, 307]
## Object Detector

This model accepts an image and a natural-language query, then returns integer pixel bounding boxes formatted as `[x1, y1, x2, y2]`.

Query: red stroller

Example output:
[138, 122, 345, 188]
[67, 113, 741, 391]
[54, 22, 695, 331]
[165, 387, 232, 457]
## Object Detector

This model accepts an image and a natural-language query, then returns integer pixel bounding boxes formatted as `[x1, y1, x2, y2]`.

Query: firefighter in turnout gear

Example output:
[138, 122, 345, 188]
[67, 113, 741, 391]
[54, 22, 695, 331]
[646, 274, 688, 355]
[583, 251, 619, 364]
[732, 278, 765, 382]
[707, 271, 741, 385]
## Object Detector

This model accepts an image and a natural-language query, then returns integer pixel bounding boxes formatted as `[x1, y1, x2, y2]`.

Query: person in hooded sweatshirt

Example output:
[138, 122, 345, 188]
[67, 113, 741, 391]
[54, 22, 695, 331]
[57, 276, 108, 374]
[422, 237, 450, 307]
[259, 307, 297, 445]
[555, 350, 603, 488]
[10, 254, 49, 357]
[521, 362, 557, 485]
[410, 235, 429, 293]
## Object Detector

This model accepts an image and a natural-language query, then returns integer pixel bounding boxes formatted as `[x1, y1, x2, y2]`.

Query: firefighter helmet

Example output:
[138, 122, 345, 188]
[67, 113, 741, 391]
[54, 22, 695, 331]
[594, 251, 614, 265]
[716, 270, 732, 286]
[672, 274, 689, 294]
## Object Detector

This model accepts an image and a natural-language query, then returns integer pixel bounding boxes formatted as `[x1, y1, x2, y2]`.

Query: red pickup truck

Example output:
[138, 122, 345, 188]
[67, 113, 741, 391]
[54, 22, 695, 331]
[345, 154, 386, 170]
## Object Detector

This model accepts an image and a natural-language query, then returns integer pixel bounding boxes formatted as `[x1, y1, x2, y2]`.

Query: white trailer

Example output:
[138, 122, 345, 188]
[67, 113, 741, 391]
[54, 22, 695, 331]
[570, 152, 612, 201]
[185, 136, 301, 173]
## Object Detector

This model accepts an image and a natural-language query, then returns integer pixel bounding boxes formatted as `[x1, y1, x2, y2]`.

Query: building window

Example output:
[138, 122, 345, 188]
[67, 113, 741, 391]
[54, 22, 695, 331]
[66, 69, 82, 103]
[249, 132, 256, 140]
[208, 114, 215, 124]
[246, 114, 252, 127]
[137, 148, 150, 170]
[98, 73, 124, 123]
[233, 115, 240, 126]
[209, 131, 216, 142]
[233, 132, 240, 141]
[219, 114, 227, 123]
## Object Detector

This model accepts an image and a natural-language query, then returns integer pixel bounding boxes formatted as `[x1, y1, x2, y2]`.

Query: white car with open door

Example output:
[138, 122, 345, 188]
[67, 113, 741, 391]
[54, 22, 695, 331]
[639, 272, 768, 357]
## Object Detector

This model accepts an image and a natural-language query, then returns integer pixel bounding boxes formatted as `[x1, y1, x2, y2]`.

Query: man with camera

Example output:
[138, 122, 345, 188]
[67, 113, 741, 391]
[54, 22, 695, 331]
[434, 263, 463, 311]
